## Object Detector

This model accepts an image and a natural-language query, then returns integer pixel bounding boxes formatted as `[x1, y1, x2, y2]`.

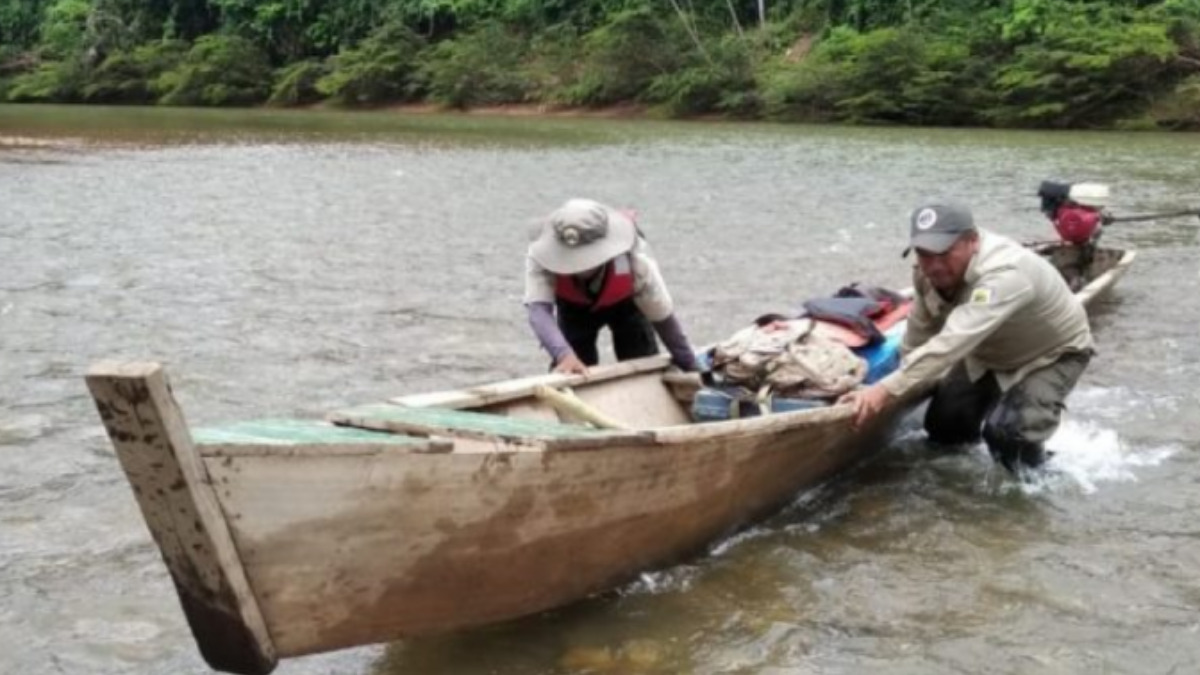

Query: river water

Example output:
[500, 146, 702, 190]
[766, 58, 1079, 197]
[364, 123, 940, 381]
[2, 105, 1198, 675]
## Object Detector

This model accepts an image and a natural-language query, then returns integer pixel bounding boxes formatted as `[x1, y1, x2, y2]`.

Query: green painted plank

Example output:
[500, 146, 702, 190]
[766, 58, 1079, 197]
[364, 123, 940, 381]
[193, 419, 426, 446]
[334, 404, 611, 439]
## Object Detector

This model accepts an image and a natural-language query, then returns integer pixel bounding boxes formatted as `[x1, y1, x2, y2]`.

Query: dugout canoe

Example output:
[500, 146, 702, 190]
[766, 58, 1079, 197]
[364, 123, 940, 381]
[85, 242, 1134, 674]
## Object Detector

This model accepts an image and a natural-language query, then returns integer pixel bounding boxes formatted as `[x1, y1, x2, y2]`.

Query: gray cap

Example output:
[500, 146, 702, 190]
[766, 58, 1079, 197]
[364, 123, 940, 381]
[906, 202, 976, 255]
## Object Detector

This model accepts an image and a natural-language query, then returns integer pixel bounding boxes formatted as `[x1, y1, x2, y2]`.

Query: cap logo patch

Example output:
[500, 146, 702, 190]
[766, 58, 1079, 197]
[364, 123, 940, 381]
[916, 208, 938, 230]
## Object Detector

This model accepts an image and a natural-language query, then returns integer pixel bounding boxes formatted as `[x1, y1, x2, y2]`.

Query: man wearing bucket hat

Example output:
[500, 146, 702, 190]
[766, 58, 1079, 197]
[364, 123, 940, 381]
[524, 198, 698, 374]
[839, 201, 1094, 475]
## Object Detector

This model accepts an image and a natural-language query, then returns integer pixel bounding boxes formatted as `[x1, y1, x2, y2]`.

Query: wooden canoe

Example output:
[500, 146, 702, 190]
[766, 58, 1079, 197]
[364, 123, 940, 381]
[85, 243, 1135, 675]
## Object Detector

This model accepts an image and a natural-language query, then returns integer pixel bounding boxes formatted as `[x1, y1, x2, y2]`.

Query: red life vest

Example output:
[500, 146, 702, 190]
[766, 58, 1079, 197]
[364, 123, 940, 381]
[554, 254, 636, 311]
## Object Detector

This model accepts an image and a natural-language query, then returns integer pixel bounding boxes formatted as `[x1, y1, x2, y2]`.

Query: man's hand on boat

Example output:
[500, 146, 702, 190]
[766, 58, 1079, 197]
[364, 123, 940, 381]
[838, 383, 893, 427]
[553, 352, 588, 375]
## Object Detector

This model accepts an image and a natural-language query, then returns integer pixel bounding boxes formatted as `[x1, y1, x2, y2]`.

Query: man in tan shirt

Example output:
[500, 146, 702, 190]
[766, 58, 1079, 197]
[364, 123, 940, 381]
[840, 202, 1093, 474]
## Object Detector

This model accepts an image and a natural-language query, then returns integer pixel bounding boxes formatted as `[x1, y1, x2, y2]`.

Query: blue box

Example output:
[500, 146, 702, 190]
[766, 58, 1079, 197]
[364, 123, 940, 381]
[691, 387, 827, 422]
[855, 332, 902, 384]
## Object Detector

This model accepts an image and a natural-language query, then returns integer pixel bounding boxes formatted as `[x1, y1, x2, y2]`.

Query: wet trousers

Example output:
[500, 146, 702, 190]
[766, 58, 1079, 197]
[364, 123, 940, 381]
[924, 351, 1091, 474]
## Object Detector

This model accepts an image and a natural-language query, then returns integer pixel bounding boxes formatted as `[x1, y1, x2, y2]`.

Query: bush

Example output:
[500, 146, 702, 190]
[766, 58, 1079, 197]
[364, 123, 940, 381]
[989, 0, 1179, 128]
[315, 22, 424, 106]
[38, 0, 89, 60]
[761, 20, 999, 126]
[1145, 74, 1200, 129]
[519, 23, 584, 105]
[82, 41, 187, 104]
[6, 58, 85, 101]
[268, 59, 327, 106]
[419, 21, 529, 108]
[558, 7, 691, 106]
[155, 35, 272, 106]
[763, 26, 912, 123]
[645, 35, 761, 118]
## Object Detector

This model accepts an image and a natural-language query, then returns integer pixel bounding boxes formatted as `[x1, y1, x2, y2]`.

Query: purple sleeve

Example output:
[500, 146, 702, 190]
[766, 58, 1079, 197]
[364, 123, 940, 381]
[653, 314, 699, 371]
[526, 302, 573, 363]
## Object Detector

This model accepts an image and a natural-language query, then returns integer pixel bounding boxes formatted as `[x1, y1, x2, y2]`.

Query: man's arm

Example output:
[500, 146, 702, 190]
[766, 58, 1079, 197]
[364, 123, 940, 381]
[629, 253, 674, 322]
[880, 269, 1033, 399]
[523, 255, 583, 371]
[525, 302, 572, 363]
[901, 270, 938, 358]
[630, 253, 699, 370]
[652, 314, 699, 371]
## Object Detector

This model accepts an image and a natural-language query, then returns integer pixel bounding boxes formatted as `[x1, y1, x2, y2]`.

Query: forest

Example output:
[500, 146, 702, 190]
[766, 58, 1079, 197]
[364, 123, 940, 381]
[2, 0, 1199, 129]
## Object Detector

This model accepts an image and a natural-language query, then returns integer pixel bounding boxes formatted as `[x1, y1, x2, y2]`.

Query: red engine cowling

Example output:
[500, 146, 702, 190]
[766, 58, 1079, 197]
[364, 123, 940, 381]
[1053, 205, 1103, 245]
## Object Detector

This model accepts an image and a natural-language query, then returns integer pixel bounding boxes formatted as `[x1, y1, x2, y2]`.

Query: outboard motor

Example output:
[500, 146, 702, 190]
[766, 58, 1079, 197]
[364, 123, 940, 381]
[1038, 180, 1110, 245]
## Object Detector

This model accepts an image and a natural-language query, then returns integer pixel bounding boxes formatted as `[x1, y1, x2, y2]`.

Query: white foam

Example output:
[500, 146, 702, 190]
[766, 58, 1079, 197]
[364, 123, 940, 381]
[1022, 418, 1177, 495]
[620, 566, 699, 596]
[709, 525, 769, 557]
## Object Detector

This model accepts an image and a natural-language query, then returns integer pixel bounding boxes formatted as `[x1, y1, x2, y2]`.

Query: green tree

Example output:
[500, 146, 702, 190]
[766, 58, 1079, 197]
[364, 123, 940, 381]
[0, 0, 55, 48]
[315, 21, 424, 105]
[82, 40, 186, 102]
[419, 21, 529, 107]
[156, 34, 272, 105]
[992, 0, 1178, 127]
[646, 33, 761, 117]
[560, 6, 691, 106]
[267, 58, 326, 104]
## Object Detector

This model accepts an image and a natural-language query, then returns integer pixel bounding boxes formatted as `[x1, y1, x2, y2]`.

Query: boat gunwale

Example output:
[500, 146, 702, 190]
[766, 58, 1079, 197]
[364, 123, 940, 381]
[196, 440, 455, 458]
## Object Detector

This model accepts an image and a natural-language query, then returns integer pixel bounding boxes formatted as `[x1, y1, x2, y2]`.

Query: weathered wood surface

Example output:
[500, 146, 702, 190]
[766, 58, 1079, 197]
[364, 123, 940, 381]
[1028, 242, 1134, 306]
[390, 353, 670, 410]
[1078, 248, 1135, 306]
[539, 369, 692, 429]
[85, 362, 277, 675]
[327, 402, 656, 449]
[206, 396, 887, 658]
[531, 385, 630, 430]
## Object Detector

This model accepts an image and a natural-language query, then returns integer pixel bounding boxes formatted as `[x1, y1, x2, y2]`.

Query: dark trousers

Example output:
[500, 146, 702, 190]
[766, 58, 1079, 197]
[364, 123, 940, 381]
[924, 351, 1091, 473]
[556, 298, 659, 366]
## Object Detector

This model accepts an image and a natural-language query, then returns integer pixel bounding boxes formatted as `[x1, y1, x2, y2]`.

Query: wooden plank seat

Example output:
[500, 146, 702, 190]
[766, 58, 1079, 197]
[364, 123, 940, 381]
[328, 403, 657, 448]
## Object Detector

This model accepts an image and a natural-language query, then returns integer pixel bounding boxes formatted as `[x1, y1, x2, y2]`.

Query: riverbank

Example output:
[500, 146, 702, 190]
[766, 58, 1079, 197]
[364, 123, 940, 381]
[0, 103, 678, 149]
[383, 101, 652, 119]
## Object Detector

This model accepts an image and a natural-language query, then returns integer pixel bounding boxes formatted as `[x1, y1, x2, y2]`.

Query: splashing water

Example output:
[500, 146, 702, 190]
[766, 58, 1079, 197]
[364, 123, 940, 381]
[620, 565, 701, 597]
[1022, 417, 1178, 495]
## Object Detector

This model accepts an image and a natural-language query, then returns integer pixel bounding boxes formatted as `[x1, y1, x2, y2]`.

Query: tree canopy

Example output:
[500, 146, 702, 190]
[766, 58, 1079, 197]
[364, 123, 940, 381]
[2, 0, 1198, 129]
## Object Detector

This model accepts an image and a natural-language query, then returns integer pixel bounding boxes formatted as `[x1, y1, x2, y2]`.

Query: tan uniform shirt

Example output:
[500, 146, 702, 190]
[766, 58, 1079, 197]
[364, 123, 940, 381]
[523, 240, 675, 322]
[881, 229, 1093, 398]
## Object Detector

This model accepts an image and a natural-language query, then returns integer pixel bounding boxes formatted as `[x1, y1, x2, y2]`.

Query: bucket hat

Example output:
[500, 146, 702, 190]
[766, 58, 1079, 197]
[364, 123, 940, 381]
[529, 198, 638, 274]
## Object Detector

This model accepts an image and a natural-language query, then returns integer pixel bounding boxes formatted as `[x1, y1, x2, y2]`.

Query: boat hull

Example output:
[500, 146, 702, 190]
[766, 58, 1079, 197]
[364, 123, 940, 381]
[202, 403, 896, 657]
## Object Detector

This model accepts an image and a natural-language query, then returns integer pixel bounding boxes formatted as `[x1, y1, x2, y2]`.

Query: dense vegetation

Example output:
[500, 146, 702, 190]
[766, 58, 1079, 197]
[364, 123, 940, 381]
[2, 0, 1199, 129]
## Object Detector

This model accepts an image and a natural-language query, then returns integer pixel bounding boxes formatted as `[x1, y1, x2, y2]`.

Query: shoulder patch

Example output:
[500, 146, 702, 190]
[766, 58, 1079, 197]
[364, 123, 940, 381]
[970, 287, 994, 305]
